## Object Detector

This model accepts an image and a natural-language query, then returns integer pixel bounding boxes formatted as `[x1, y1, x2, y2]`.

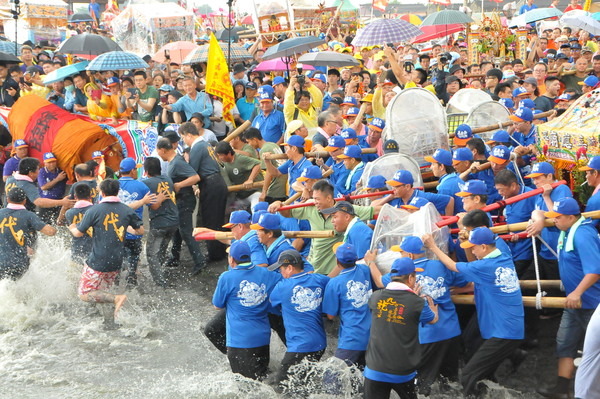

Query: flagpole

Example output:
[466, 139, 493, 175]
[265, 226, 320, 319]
[227, 0, 233, 70]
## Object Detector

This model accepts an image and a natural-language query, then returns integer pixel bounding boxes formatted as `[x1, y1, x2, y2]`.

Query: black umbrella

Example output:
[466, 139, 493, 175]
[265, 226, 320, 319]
[69, 13, 95, 23]
[0, 51, 22, 63]
[57, 33, 123, 56]
[262, 36, 326, 61]
[215, 26, 250, 42]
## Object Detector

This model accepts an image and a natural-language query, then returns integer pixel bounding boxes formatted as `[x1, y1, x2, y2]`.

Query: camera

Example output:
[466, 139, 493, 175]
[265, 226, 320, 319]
[440, 52, 452, 65]
[296, 64, 305, 87]
[404, 62, 414, 73]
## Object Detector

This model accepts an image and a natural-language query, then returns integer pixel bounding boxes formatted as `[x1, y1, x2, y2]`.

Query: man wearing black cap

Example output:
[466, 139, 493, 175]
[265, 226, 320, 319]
[231, 63, 248, 84]
[0, 187, 57, 280]
[322, 201, 373, 260]
[269, 249, 330, 392]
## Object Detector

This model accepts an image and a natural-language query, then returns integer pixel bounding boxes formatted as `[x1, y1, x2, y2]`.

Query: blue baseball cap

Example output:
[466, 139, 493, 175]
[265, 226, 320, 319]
[119, 157, 142, 172]
[545, 197, 580, 218]
[250, 212, 281, 230]
[555, 93, 572, 103]
[525, 161, 554, 178]
[488, 145, 510, 164]
[284, 135, 305, 148]
[108, 77, 121, 87]
[229, 240, 251, 263]
[341, 96, 359, 106]
[223, 210, 251, 228]
[454, 124, 473, 145]
[390, 257, 423, 276]
[510, 106, 533, 122]
[334, 242, 358, 263]
[253, 201, 269, 213]
[258, 91, 273, 102]
[341, 128, 357, 143]
[512, 86, 529, 98]
[424, 148, 452, 166]
[272, 76, 286, 85]
[456, 180, 488, 197]
[258, 84, 274, 95]
[368, 117, 385, 132]
[297, 165, 322, 182]
[386, 170, 414, 187]
[460, 226, 495, 248]
[324, 135, 346, 151]
[580, 156, 600, 171]
[390, 236, 425, 254]
[519, 98, 536, 110]
[400, 196, 430, 210]
[92, 150, 103, 159]
[487, 130, 511, 145]
[580, 75, 599, 88]
[311, 73, 326, 83]
[344, 107, 359, 118]
[338, 145, 362, 159]
[252, 210, 266, 224]
[367, 175, 387, 190]
[452, 147, 473, 163]
[499, 98, 515, 110]
[43, 152, 56, 162]
[14, 139, 28, 148]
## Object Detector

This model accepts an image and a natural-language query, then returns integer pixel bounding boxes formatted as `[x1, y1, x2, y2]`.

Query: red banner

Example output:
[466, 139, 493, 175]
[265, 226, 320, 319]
[23, 103, 78, 160]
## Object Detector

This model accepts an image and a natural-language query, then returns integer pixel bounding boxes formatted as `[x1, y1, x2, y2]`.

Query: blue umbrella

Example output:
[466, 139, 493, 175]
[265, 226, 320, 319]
[509, 8, 563, 28]
[262, 36, 326, 61]
[43, 61, 89, 84]
[86, 51, 148, 71]
[352, 18, 423, 47]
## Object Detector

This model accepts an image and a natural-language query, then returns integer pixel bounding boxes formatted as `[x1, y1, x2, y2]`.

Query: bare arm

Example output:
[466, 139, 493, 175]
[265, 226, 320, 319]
[40, 225, 57, 236]
[173, 174, 201, 192]
[423, 234, 458, 272]
[69, 223, 84, 238]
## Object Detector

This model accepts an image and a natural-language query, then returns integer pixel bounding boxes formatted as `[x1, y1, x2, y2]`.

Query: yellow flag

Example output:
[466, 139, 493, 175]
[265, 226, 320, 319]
[205, 33, 236, 126]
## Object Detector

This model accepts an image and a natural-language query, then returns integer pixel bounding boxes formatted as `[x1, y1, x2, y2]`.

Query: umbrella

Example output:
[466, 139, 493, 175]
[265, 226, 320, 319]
[57, 33, 123, 56]
[297, 51, 360, 67]
[153, 41, 197, 65]
[420, 10, 474, 26]
[254, 58, 315, 72]
[183, 42, 252, 64]
[398, 14, 424, 25]
[215, 26, 250, 42]
[411, 24, 464, 43]
[327, 0, 359, 11]
[352, 19, 423, 47]
[86, 51, 148, 71]
[0, 41, 20, 54]
[43, 61, 89, 84]
[69, 13, 94, 23]
[592, 11, 600, 20]
[508, 7, 563, 28]
[0, 51, 21, 63]
[240, 15, 253, 25]
[560, 14, 600, 35]
[262, 36, 326, 61]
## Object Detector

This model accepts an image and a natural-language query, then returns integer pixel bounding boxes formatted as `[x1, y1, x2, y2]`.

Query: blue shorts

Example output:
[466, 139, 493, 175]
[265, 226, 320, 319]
[556, 308, 595, 358]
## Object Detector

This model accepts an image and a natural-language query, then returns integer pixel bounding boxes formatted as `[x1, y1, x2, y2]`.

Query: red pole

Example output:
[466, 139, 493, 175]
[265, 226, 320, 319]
[436, 180, 567, 228]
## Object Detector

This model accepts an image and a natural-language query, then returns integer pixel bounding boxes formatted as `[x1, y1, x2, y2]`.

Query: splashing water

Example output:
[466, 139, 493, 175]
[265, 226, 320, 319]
[0, 236, 556, 398]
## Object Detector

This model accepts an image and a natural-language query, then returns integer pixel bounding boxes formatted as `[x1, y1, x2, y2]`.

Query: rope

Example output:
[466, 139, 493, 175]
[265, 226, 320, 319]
[530, 225, 546, 310]
[535, 234, 559, 259]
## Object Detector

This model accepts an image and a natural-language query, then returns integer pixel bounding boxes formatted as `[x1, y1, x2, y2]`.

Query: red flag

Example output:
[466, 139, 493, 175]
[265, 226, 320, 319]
[372, 0, 389, 12]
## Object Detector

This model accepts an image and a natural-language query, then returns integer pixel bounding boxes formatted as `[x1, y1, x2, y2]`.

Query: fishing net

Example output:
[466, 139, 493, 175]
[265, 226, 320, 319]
[369, 203, 450, 274]
[383, 88, 449, 167]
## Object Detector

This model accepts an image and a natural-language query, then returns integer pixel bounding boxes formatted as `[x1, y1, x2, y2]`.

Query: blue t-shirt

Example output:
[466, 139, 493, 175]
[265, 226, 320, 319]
[535, 184, 572, 260]
[456, 250, 525, 340]
[585, 191, 600, 228]
[270, 271, 330, 352]
[357, 135, 378, 163]
[2, 155, 20, 177]
[264, 234, 314, 272]
[212, 262, 281, 348]
[558, 219, 600, 309]
[118, 177, 151, 240]
[327, 158, 351, 197]
[388, 189, 452, 215]
[504, 185, 536, 261]
[252, 109, 286, 143]
[336, 162, 364, 196]
[278, 215, 311, 258]
[468, 168, 500, 204]
[236, 96, 259, 121]
[322, 264, 372, 351]
[37, 167, 67, 199]
[278, 156, 311, 196]
[345, 218, 373, 259]
[519, 3, 537, 14]
[454, 234, 512, 263]
[437, 172, 464, 214]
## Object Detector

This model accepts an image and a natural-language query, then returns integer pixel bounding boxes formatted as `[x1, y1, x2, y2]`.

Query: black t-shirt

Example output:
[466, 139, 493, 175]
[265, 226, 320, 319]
[534, 96, 554, 113]
[76, 201, 142, 272]
[142, 176, 179, 229]
[69, 180, 99, 203]
[167, 154, 198, 210]
[5, 177, 40, 212]
[65, 204, 93, 263]
[0, 207, 46, 272]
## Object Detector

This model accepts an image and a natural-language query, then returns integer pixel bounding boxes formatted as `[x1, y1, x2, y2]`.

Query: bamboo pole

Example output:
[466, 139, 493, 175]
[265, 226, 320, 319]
[228, 181, 265, 192]
[452, 295, 568, 308]
[264, 147, 377, 160]
[461, 110, 556, 136]
[519, 280, 562, 290]
[223, 120, 252, 142]
[195, 230, 335, 241]
[491, 210, 600, 234]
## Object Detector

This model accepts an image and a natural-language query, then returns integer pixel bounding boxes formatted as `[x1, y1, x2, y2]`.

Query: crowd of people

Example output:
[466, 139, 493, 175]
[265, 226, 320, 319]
[1, 2, 600, 398]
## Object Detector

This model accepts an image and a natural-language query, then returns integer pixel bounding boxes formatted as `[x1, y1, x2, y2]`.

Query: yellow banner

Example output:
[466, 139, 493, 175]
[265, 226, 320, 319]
[205, 33, 235, 125]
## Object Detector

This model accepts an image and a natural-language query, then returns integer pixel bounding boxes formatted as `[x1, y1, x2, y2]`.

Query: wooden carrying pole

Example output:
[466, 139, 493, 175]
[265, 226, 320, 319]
[264, 147, 377, 160]
[223, 120, 252, 142]
[519, 280, 562, 289]
[464, 110, 555, 135]
[195, 230, 335, 241]
[228, 181, 265, 192]
[452, 295, 567, 308]
[490, 210, 600, 234]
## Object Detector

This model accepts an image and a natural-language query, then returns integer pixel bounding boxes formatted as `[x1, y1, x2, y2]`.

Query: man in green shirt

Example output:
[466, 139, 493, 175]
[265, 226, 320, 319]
[269, 179, 379, 275]
[242, 127, 287, 202]
[127, 70, 158, 122]
[215, 141, 263, 209]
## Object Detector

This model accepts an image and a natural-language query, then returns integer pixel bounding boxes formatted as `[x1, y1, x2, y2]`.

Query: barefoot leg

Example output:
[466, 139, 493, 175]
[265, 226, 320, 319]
[114, 294, 127, 317]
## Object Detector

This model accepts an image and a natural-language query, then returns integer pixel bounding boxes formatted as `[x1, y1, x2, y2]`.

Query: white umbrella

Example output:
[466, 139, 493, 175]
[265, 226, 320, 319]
[561, 14, 600, 35]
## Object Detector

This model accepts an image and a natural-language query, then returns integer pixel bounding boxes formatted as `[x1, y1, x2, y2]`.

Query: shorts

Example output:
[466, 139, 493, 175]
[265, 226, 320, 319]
[78, 263, 119, 296]
[556, 308, 595, 358]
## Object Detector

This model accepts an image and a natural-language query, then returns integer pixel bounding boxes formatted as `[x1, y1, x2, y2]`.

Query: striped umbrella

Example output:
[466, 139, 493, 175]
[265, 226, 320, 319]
[183, 42, 252, 64]
[352, 19, 423, 47]
[398, 14, 423, 25]
[86, 51, 148, 71]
